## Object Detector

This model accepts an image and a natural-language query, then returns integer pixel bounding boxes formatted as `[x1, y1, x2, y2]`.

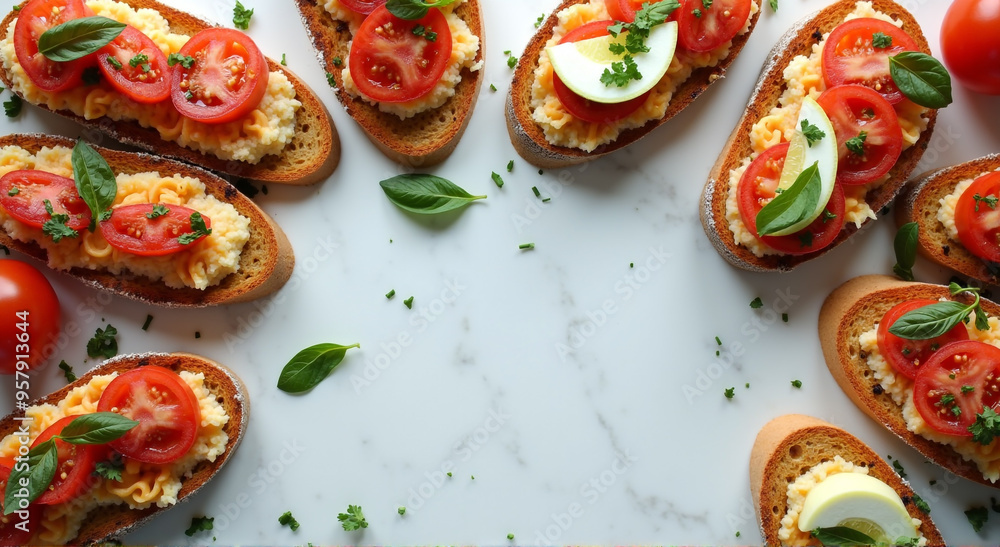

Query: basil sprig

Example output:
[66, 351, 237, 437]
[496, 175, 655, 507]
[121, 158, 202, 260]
[386, 0, 459, 20]
[810, 526, 878, 545]
[889, 52, 953, 109]
[71, 140, 117, 231]
[380, 174, 486, 215]
[889, 283, 990, 340]
[38, 16, 126, 62]
[893, 222, 918, 281]
[3, 413, 137, 515]
[278, 343, 360, 393]
[755, 161, 822, 236]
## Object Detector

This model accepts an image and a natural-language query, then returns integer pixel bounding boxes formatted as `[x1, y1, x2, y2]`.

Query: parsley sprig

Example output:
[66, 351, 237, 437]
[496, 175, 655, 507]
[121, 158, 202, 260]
[338, 504, 368, 531]
[600, 55, 642, 87]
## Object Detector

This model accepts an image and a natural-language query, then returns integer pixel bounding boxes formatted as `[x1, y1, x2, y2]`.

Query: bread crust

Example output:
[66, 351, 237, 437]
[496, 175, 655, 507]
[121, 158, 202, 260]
[294, 0, 484, 167]
[700, 0, 937, 272]
[505, 0, 760, 168]
[819, 274, 1000, 489]
[0, 133, 295, 307]
[0, 352, 249, 545]
[0, 0, 340, 185]
[750, 414, 943, 546]
[897, 154, 1000, 285]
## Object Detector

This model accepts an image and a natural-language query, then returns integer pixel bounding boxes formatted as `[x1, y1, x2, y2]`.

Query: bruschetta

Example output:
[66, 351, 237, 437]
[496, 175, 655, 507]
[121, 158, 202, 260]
[0, 352, 247, 545]
[0, 133, 294, 307]
[295, 0, 483, 166]
[820, 274, 1000, 489]
[0, 0, 340, 185]
[701, 0, 943, 272]
[506, 0, 761, 168]
[897, 154, 1000, 286]
[751, 414, 943, 546]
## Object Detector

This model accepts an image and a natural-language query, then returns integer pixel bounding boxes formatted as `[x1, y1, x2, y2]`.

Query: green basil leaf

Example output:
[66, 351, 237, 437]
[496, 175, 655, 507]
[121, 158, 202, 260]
[893, 221, 919, 281]
[71, 140, 117, 232]
[278, 343, 360, 393]
[56, 412, 138, 445]
[3, 440, 58, 515]
[38, 16, 126, 62]
[889, 52, 953, 109]
[888, 300, 970, 340]
[380, 174, 486, 215]
[386, 0, 430, 19]
[810, 526, 878, 545]
[756, 161, 821, 236]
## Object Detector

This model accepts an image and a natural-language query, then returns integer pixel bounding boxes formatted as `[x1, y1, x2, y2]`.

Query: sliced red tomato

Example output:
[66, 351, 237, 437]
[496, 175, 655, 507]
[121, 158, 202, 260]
[736, 143, 847, 255]
[552, 20, 650, 124]
[31, 416, 100, 505]
[339, 0, 387, 15]
[13, 0, 91, 92]
[97, 366, 200, 464]
[97, 25, 170, 104]
[99, 203, 211, 257]
[0, 170, 91, 231]
[822, 18, 919, 105]
[877, 299, 970, 380]
[605, 0, 648, 23]
[170, 28, 268, 124]
[677, 0, 751, 53]
[914, 340, 1000, 437]
[816, 84, 903, 186]
[0, 458, 40, 546]
[348, 5, 452, 103]
[954, 172, 1000, 263]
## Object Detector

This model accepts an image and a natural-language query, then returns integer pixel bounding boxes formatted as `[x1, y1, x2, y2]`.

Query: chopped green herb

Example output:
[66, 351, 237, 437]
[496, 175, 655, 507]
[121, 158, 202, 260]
[58, 360, 76, 383]
[506, 160, 514, 172]
[724, 387, 735, 399]
[94, 454, 123, 482]
[791, 379, 802, 388]
[966, 506, 988, 533]
[333, 56, 343, 67]
[398, 506, 406, 516]
[4, 94, 22, 118]
[278, 511, 300, 531]
[281, 53, 287, 66]
[128, 53, 148, 68]
[600, 54, 641, 87]
[146, 203, 169, 219]
[715, 336, 722, 346]
[872, 32, 892, 49]
[404, 296, 414, 309]
[769, 0, 777, 11]
[508, 533, 515, 540]
[195, 331, 201, 339]
[386, 289, 396, 299]
[531, 186, 541, 197]
[186, 516, 214, 537]
[141, 314, 153, 331]
[913, 493, 930, 514]
[519, 243, 535, 250]
[963, 385, 975, 394]
[6, 187, 18, 197]
[782, 313, 789, 323]
[233, 0, 254, 30]
[87, 325, 118, 358]
[490, 83, 497, 92]
[692, 8, 702, 17]
[167, 53, 195, 68]
[892, 459, 907, 478]
[800, 119, 826, 147]
[749, 297, 763, 309]
[823, 210, 837, 223]
[973, 193, 999, 212]
[178, 212, 212, 244]
[535, 13, 545, 27]
[106, 56, 123, 70]
[969, 406, 1000, 445]
[845, 131, 868, 156]
[492, 172, 504, 188]
[506, 52, 518, 69]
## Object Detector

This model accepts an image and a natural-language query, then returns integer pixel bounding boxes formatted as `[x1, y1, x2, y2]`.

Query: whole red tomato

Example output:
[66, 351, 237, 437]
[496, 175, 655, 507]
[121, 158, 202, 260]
[941, 0, 1000, 94]
[0, 260, 61, 374]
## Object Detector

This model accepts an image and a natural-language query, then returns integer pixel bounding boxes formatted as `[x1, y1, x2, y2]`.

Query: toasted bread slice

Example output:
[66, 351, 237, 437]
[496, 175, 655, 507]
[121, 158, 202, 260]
[819, 274, 1000, 489]
[896, 154, 1000, 285]
[700, 0, 938, 272]
[505, 0, 761, 168]
[0, 0, 340, 185]
[0, 352, 248, 545]
[0, 133, 294, 307]
[295, 0, 484, 167]
[750, 414, 943, 546]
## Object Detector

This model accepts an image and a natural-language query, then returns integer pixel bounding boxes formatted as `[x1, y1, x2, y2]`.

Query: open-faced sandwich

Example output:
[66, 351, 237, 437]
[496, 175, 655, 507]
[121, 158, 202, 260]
[0, 352, 247, 545]
[751, 414, 943, 546]
[295, 0, 483, 166]
[507, 0, 761, 168]
[821, 274, 1000, 489]
[701, 0, 949, 272]
[0, 133, 294, 307]
[0, 0, 339, 184]
[897, 154, 1000, 286]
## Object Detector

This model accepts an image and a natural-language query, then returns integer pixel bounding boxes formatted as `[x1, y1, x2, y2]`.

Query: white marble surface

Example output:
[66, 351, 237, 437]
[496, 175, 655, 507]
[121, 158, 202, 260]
[2, 0, 1000, 544]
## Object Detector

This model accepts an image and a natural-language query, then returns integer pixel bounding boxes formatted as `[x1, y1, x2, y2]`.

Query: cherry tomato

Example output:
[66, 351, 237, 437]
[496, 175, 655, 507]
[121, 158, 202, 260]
[31, 416, 101, 505]
[942, 0, 1000, 95]
[914, 340, 1000, 437]
[552, 21, 650, 124]
[0, 458, 40, 546]
[12, 0, 91, 92]
[348, 6, 452, 103]
[736, 143, 847, 255]
[97, 366, 201, 464]
[822, 18, 919, 105]
[954, 172, 1000, 263]
[339, 0, 387, 15]
[0, 260, 60, 375]
[99, 203, 211, 257]
[0, 170, 92, 231]
[97, 26, 171, 104]
[169, 28, 268, 124]
[676, 0, 751, 53]
[877, 299, 970, 380]
[816, 84, 903, 186]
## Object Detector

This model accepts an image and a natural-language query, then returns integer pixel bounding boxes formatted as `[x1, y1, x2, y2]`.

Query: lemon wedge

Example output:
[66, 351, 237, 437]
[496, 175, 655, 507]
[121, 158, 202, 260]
[798, 473, 919, 542]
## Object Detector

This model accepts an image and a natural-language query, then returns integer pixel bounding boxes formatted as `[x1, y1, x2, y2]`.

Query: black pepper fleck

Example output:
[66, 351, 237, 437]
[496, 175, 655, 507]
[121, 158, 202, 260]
[859, 349, 869, 360]
[880, 205, 890, 216]
[942, 245, 950, 256]
[812, 29, 823, 41]
[873, 384, 884, 395]
[901, 495, 911, 505]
